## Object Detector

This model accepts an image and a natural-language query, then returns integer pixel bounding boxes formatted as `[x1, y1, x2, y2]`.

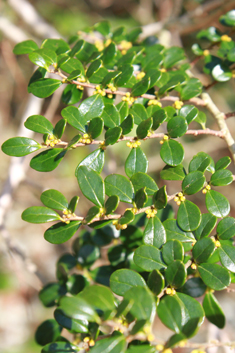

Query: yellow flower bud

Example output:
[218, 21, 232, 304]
[191, 263, 197, 270]
[203, 49, 210, 56]
[206, 184, 211, 190]
[221, 35, 232, 42]
[176, 201, 181, 206]
[202, 189, 207, 194]
[178, 192, 183, 197]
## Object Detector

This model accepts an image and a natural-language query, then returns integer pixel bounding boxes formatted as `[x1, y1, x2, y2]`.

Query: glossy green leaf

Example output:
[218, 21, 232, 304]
[153, 185, 167, 210]
[131, 76, 150, 96]
[220, 10, 235, 26]
[2, 137, 41, 157]
[30, 148, 66, 172]
[163, 47, 185, 68]
[136, 117, 153, 139]
[162, 240, 184, 265]
[180, 78, 202, 100]
[89, 332, 126, 353]
[44, 221, 81, 244]
[163, 219, 195, 242]
[180, 277, 206, 298]
[76, 166, 105, 206]
[160, 140, 184, 166]
[189, 152, 213, 173]
[167, 116, 188, 138]
[28, 78, 62, 98]
[217, 217, 235, 240]
[114, 64, 134, 86]
[116, 101, 129, 122]
[105, 126, 122, 145]
[102, 71, 121, 86]
[147, 269, 165, 295]
[198, 263, 231, 290]
[194, 111, 207, 129]
[41, 342, 77, 353]
[125, 147, 148, 178]
[151, 108, 167, 130]
[157, 292, 204, 336]
[84, 206, 100, 224]
[135, 187, 148, 209]
[142, 51, 163, 71]
[58, 296, 99, 322]
[219, 244, 235, 272]
[194, 213, 217, 240]
[29, 49, 57, 69]
[159, 74, 186, 95]
[197, 26, 221, 42]
[131, 172, 158, 195]
[54, 308, 88, 333]
[94, 21, 111, 35]
[22, 206, 61, 223]
[42, 38, 70, 54]
[134, 245, 166, 272]
[67, 135, 82, 149]
[110, 269, 146, 296]
[123, 286, 155, 321]
[120, 225, 143, 249]
[62, 84, 83, 105]
[61, 106, 86, 133]
[105, 174, 134, 203]
[24, 115, 54, 134]
[105, 195, 119, 215]
[119, 210, 135, 225]
[41, 189, 68, 211]
[143, 215, 166, 248]
[165, 260, 187, 288]
[210, 169, 233, 186]
[86, 60, 108, 83]
[145, 69, 162, 88]
[101, 103, 120, 128]
[192, 238, 215, 263]
[205, 190, 230, 218]
[182, 171, 205, 195]
[120, 114, 134, 135]
[35, 319, 62, 346]
[103, 42, 117, 64]
[177, 200, 201, 231]
[212, 63, 232, 82]
[165, 333, 187, 349]
[53, 119, 66, 139]
[28, 67, 47, 90]
[160, 165, 185, 180]
[108, 245, 126, 267]
[59, 56, 84, 74]
[129, 103, 148, 125]
[79, 94, 104, 121]
[39, 282, 67, 307]
[179, 105, 198, 124]
[88, 117, 104, 139]
[127, 344, 156, 353]
[76, 149, 105, 174]
[13, 40, 39, 55]
[203, 292, 225, 329]
[215, 156, 231, 170]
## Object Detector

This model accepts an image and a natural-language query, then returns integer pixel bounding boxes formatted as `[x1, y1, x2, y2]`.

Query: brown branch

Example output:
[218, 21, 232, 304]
[224, 111, 235, 119]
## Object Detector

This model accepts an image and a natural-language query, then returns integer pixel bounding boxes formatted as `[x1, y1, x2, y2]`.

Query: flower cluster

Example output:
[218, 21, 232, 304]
[202, 184, 211, 194]
[174, 192, 186, 206]
[80, 133, 92, 144]
[145, 208, 157, 218]
[122, 92, 135, 105]
[112, 220, 127, 230]
[147, 99, 162, 107]
[159, 135, 169, 145]
[94, 85, 106, 96]
[45, 135, 61, 147]
[173, 100, 184, 110]
[126, 140, 141, 148]
[136, 71, 145, 80]
[165, 288, 176, 295]
[119, 40, 132, 55]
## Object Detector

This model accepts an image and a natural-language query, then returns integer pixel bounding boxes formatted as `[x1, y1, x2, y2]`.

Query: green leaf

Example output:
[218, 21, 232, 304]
[220, 10, 235, 26]
[194, 213, 217, 240]
[131, 77, 150, 96]
[88, 117, 104, 139]
[62, 84, 83, 105]
[58, 296, 99, 322]
[61, 106, 86, 133]
[163, 219, 195, 242]
[66, 274, 87, 295]
[165, 260, 187, 288]
[135, 187, 148, 209]
[114, 64, 134, 86]
[177, 200, 201, 231]
[189, 152, 213, 173]
[28, 67, 47, 90]
[53, 119, 66, 139]
[1, 137, 41, 157]
[153, 185, 167, 209]
[42, 38, 70, 54]
[119, 210, 135, 225]
[86, 59, 108, 83]
[110, 269, 146, 296]
[134, 245, 166, 272]
[108, 244, 126, 267]
[219, 244, 235, 272]
[167, 116, 188, 138]
[145, 69, 162, 88]
[143, 216, 166, 248]
[77, 244, 100, 267]
[105, 174, 134, 203]
[179, 105, 198, 124]
[102, 42, 117, 64]
[147, 269, 165, 295]
[116, 101, 129, 122]
[123, 286, 155, 321]
[41, 342, 77, 353]
[210, 169, 233, 186]
[192, 238, 215, 263]
[76, 149, 105, 174]
[203, 292, 225, 328]
[192, 43, 204, 56]
[30, 148, 66, 172]
[120, 114, 134, 135]
[215, 156, 231, 170]
[194, 111, 206, 129]
[163, 47, 185, 68]
[105, 126, 122, 145]
[180, 277, 206, 298]
[151, 108, 167, 130]
[129, 103, 148, 125]
[13, 40, 39, 55]
[68, 196, 79, 214]
[22, 206, 61, 223]
[180, 78, 202, 100]
[94, 21, 111, 35]
[212, 63, 232, 82]
[125, 147, 148, 178]
[59, 56, 84, 74]
[205, 190, 230, 218]
[198, 263, 231, 290]
[157, 293, 204, 337]
[79, 94, 104, 121]
[44, 221, 81, 244]
[131, 172, 158, 195]
[28, 78, 62, 98]
[165, 333, 187, 349]
[105, 195, 119, 215]
[54, 308, 88, 333]
[39, 282, 66, 307]
[162, 240, 184, 265]
[35, 319, 62, 346]
[127, 344, 156, 353]
[24, 115, 54, 134]
[160, 140, 184, 166]
[76, 166, 105, 207]
[197, 26, 221, 42]
[29, 49, 57, 69]
[136, 117, 153, 139]
[84, 206, 100, 224]
[101, 103, 120, 128]
[41, 189, 68, 211]
[160, 165, 185, 180]
[159, 74, 186, 95]
[182, 171, 206, 195]
[89, 333, 126, 353]
[217, 217, 235, 240]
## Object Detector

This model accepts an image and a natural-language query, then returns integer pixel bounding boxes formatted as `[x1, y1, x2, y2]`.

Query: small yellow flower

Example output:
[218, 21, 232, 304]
[159, 68, 167, 73]
[221, 34, 232, 42]
[191, 263, 197, 270]
[120, 40, 132, 51]
[203, 49, 210, 56]
[156, 344, 165, 351]
[136, 71, 145, 80]
[173, 100, 184, 110]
